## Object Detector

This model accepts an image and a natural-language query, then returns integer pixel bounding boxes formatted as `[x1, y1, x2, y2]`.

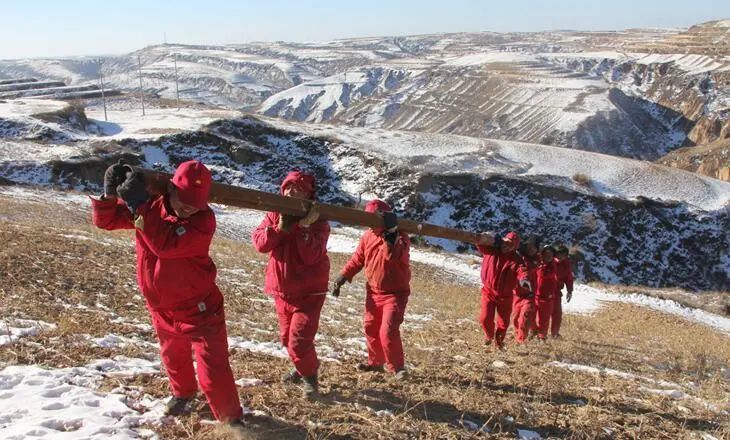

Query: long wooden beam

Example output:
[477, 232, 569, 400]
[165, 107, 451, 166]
[141, 169, 482, 244]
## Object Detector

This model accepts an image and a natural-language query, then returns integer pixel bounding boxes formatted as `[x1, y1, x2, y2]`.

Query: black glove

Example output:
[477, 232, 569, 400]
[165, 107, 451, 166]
[117, 171, 149, 213]
[383, 211, 398, 231]
[493, 235, 503, 248]
[278, 214, 298, 232]
[103, 160, 131, 197]
[331, 274, 347, 297]
[384, 231, 398, 246]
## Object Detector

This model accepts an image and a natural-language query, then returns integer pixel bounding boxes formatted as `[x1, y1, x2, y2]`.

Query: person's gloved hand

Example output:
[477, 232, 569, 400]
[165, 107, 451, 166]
[117, 171, 149, 213]
[278, 214, 297, 232]
[384, 231, 398, 246]
[518, 278, 532, 292]
[331, 274, 347, 297]
[103, 160, 131, 197]
[383, 211, 398, 232]
[566, 291, 572, 303]
[299, 203, 320, 228]
[493, 235, 503, 248]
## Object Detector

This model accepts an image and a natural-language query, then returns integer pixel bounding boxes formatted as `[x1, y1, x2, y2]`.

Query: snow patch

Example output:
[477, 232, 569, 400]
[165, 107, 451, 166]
[0, 319, 57, 346]
[0, 358, 164, 439]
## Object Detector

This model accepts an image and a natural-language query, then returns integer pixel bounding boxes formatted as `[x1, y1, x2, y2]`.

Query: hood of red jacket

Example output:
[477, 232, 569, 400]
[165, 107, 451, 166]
[280, 171, 316, 199]
[171, 160, 212, 211]
[504, 231, 520, 247]
[364, 199, 391, 213]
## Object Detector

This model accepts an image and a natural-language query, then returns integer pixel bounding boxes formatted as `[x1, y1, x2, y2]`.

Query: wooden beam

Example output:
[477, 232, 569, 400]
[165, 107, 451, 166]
[141, 169, 482, 244]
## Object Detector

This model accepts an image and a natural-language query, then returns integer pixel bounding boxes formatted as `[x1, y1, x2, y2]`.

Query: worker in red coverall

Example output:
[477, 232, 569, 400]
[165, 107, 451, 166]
[512, 236, 540, 344]
[476, 231, 529, 350]
[552, 245, 574, 338]
[534, 245, 558, 341]
[251, 171, 330, 398]
[91, 160, 242, 424]
[331, 200, 410, 379]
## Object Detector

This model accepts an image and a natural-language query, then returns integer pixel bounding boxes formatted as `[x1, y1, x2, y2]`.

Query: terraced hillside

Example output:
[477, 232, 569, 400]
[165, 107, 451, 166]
[1, 22, 727, 160]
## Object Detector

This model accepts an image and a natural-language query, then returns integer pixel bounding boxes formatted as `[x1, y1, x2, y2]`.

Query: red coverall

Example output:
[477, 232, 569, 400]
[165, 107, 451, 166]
[534, 258, 558, 340]
[477, 236, 526, 349]
[340, 211, 411, 373]
[91, 195, 242, 422]
[512, 254, 538, 344]
[251, 172, 330, 378]
[552, 258, 574, 337]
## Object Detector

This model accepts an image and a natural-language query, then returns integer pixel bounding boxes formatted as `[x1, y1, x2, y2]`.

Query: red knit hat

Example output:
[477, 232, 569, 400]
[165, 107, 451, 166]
[171, 160, 212, 210]
[364, 199, 391, 213]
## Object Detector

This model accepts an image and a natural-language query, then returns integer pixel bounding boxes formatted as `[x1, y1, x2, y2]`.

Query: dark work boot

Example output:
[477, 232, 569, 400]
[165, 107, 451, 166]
[301, 375, 319, 399]
[356, 363, 385, 373]
[281, 368, 302, 384]
[164, 396, 194, 416]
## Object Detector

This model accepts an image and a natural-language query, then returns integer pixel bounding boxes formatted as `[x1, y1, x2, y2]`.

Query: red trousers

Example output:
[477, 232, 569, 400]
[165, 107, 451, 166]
[274, 294, 326, 377]
[512, 297, 536, 343]
[479, 294, 512, 347]
[551, 295, 563, 337]
[150, 302, 242, 422]
[534, 297, 554, 340]
[364, 290, 408, 372]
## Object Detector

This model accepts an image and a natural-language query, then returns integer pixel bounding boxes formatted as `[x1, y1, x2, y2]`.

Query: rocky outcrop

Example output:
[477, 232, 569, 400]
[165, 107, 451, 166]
[657, 138, 730, 182]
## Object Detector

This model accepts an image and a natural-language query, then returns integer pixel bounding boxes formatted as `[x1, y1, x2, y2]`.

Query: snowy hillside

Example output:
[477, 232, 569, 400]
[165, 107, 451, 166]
[259, 46, 728, 160]
[265, 119, 730, 211]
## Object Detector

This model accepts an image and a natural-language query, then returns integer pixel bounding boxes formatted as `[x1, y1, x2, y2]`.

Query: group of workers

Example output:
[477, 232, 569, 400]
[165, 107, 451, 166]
[91, 160, 574, 426]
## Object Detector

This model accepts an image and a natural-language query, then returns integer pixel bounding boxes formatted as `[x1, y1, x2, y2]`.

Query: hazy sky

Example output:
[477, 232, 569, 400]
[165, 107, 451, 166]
[1, 0, 728, 59]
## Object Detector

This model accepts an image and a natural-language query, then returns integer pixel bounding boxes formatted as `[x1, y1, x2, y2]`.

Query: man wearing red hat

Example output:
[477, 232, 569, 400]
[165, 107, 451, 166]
[91, 160, 242, 424]
[252, 171, 330, 398]
[476, 231, 529, 350]
[512, 236, 540, 344]
[552, 245, 574, 338]
[331, 199, 411, 379]
[534, 245, 558, 341]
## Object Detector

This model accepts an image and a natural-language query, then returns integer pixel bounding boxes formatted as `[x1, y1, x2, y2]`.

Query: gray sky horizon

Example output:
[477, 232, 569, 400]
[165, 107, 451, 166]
[1, 0, 728, 60]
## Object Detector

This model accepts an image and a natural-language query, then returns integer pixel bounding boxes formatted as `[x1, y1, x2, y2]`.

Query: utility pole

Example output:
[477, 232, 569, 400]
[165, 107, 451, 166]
[137, 54, 145, 116]
[98, 58, 108, 122]
[173, 53, 180, 111]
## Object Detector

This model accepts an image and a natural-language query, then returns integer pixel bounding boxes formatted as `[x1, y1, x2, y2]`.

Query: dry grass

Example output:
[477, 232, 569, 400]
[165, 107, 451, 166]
[572, 173, 592, 187]
[1, 191, 728, 439]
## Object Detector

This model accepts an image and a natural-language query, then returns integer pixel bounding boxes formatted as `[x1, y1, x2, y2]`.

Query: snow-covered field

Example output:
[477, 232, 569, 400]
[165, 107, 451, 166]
[85, 107, 240, 140]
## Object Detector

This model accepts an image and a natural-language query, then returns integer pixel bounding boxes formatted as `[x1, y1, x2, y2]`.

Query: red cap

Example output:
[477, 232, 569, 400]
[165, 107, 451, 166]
[280, 171, 315, 199]
[171, 160, 212, 210]
[364, 199, 391, 213]
[504, 231, 520, 247]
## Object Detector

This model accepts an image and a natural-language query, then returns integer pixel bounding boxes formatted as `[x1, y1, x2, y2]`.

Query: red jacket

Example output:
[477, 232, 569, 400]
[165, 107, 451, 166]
[91, 195, 221, 311]
[535, 258, 558, 301]
[556, 259, 574, 295]
[341, 229, 411, 295]
[514, 253, 539, 299]
[477, 244, 526, 300]
[251, 172, 330, 299]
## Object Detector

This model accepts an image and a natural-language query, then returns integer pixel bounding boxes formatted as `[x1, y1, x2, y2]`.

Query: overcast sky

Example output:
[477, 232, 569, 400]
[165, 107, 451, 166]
[1, 0, 728, 59]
